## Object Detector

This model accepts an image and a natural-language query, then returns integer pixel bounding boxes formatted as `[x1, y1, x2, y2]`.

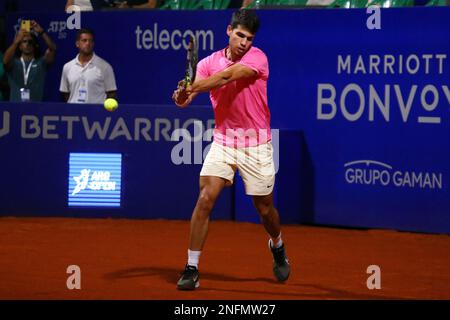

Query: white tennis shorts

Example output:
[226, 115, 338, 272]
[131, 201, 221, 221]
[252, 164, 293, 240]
[200, 141, 276, 196]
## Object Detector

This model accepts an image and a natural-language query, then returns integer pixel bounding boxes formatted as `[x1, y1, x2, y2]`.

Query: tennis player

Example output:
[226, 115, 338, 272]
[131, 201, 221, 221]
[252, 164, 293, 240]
[172, 9, 290, 290]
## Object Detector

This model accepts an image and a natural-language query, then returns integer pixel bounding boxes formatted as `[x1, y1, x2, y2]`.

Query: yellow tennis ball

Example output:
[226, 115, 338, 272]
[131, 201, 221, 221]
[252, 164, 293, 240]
[104, 98, 118, 112]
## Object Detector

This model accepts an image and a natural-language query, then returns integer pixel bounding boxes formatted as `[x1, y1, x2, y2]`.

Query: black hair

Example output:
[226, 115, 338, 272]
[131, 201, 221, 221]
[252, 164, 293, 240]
[76, 28, 95, 41]
[15, 33, 41, 58]
[230, 9, 260, 35]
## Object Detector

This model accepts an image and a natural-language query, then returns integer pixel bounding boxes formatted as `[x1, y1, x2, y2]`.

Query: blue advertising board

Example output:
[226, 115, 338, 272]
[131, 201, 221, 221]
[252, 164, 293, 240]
[0, 102, 308, 223]
[3, 7, 450, 233]
[0, 102, 235, 220]
[68, 152, 123, 207]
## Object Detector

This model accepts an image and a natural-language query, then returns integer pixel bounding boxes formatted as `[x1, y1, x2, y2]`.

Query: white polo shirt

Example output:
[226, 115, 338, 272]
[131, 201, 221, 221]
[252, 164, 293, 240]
[60, 53, 117, 104]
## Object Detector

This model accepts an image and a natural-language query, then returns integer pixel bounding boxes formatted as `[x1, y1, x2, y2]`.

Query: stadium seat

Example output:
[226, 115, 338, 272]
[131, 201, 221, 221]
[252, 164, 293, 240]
[328, 0, 369, 8]
[159, 0, 198, 9]
[245, 0, 267, 8]
[368, 0, 415, 7]
[332, 0, 367, 7]
[426, 0, 448, 5]
[159, 0, 231, 9]
[246, 0, 308, 8]
[199, 0, 232, 9]
[215, 0, 232, 9]
[328, 0, 417, 7]
[276, 0, 309, 5]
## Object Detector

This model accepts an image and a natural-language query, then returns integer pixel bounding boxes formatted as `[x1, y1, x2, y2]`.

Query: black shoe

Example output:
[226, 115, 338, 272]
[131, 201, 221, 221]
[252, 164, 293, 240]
[176, 264, 200, 290]
[269, 240, 291, 282]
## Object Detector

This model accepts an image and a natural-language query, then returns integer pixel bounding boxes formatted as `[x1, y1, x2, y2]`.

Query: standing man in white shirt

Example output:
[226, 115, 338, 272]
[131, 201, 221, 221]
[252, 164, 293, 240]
[60, 28, 117, 104]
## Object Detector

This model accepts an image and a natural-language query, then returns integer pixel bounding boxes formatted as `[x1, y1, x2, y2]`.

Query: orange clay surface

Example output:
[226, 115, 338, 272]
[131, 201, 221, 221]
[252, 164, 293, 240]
[0, 217, 449, 299]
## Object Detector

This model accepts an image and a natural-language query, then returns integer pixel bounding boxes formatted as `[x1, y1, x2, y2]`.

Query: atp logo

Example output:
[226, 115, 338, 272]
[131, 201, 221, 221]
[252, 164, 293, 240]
[13, 7, 82, 41]
[0, 111, 10, 138]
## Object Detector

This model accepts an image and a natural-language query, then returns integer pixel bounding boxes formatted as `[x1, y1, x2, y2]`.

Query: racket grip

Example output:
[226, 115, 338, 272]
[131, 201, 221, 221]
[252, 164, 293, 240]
[184, 76, 192, 88]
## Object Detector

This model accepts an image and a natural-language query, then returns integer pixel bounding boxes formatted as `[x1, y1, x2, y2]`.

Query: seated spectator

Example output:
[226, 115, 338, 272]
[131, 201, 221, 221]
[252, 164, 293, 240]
[3, 21, 57, 102]
[240, 0, 333, 7]
[306, 0, 334, 5]
[70, 0, 159, 10]
[66, 0, 120, 11]
[114, 0, 158, 8]
[59, 28, 117, 104]
[66, 0, 94, 11]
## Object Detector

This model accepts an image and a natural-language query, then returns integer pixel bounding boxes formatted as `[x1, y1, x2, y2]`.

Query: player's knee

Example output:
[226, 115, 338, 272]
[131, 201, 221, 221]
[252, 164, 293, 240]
[197, 191, 215, 213]
[255, 202, 272, 217]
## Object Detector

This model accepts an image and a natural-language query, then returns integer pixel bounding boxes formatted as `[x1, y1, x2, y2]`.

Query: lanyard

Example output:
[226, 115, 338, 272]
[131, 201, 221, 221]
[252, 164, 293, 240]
[78, 55, 94, 86]
[21, 57, 35, 86]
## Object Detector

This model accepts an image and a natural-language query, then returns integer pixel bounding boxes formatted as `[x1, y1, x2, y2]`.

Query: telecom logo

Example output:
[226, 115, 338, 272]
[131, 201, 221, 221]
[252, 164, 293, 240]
[135, 23, 214, 51]
[344, 160, 443, 190]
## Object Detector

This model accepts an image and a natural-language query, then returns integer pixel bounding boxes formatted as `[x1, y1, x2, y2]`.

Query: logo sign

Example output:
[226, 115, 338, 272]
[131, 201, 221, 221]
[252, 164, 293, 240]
[68, 153, 122, 207]
[344, 160, 443, 190]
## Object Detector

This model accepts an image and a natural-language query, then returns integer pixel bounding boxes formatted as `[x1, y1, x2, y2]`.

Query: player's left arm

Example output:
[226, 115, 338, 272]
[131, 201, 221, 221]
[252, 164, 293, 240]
[188, 63, 256, 94]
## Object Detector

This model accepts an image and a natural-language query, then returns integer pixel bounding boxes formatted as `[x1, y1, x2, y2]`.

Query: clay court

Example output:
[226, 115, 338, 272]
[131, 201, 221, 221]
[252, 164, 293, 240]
[0, 217, 448, 300]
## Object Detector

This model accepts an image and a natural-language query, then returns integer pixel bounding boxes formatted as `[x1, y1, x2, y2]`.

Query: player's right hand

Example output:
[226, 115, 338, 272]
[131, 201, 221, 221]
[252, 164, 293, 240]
[172, 80, 191, 107]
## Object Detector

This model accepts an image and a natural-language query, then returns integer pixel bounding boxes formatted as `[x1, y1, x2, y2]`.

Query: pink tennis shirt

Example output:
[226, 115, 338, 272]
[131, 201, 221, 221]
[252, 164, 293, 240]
[197, 46, 271, 148]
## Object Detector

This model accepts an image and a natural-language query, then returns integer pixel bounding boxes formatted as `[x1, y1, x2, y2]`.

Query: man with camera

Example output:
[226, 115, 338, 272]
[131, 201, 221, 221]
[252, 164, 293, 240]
[3, 20, 57, 102]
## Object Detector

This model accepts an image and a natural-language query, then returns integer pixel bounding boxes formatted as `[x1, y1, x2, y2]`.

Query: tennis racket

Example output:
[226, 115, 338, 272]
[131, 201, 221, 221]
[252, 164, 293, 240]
[184, 35, 198, 88]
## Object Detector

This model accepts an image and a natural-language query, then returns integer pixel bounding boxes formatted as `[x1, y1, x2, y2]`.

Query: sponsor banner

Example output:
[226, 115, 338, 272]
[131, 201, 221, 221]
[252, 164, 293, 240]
[0, 102, 234, 220]
[5, 8, 450, 129]
[68, 152, 122, 207]
[0, 102, 297, 222]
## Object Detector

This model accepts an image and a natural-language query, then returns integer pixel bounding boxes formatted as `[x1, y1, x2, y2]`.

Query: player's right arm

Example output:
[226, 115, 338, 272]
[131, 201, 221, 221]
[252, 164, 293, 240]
[173, 54, 210, 108]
